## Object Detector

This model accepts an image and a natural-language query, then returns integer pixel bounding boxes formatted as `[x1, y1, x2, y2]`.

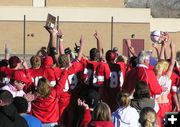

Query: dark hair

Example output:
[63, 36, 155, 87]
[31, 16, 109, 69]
[0, 59, 9, 67]
[89, 48, 99, 61]
[84, 89, 100, 109]
[13, 97, 28, 113]
[8, 56, 21, 68]
[129, 56, 138, 68]
[133, 81, 150, 99]
[74, 43, 80, 53]
[49, 47, 58, 56]
[0, 90, 13, 104]
[64, 47, 72, 55]
[105, 50, 116, 62]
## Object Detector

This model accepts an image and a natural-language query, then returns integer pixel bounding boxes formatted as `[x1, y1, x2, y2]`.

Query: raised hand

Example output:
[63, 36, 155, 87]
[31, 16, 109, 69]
[44, 26, 58, 36]
[152, 43, 158, 49]
[24, 92, 36, 102]
[77, 98, 89, 109]
[170, 40, 175, 50]
[94, 30, 100, 40]
[57, 29, 64, 38]
[79, 35, 85, 45]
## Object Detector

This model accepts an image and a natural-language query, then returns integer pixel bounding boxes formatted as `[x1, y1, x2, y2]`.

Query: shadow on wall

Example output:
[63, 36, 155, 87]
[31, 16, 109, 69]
[176, 51, 180, 61]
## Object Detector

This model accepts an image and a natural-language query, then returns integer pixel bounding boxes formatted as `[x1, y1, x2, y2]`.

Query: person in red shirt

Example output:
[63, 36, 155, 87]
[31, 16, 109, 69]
[30, 69, 68, 126]
[80, 31, 103, 92]
[28, 55, 62, 87]
[96, 50, 124, 112]
[57, 37, 85, 125]
[122, 50, 163, 98]
[79, 100, 114, 127]
[0, 56, 29, 80]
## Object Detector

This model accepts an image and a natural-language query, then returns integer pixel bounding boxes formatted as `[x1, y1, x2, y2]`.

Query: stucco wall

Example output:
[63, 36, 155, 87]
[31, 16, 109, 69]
[46, 0, 124, 7]
[0, 0, 31, 6]
[0, 21, 150, 56]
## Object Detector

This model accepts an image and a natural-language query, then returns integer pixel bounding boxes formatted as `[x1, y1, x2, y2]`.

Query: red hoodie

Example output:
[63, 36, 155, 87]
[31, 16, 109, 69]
[30, 70, 68, 123]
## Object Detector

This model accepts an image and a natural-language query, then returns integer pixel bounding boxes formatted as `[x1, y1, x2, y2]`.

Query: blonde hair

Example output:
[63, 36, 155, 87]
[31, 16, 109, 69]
[36, 78, 51, 98]
[116, 55, 128, 64]
[139, 107, 157, 127]
[117, 92, 131, 107]
[30, 55, 41, 68]
[92, 102, 112, 121]
[154, 60, 169, 76]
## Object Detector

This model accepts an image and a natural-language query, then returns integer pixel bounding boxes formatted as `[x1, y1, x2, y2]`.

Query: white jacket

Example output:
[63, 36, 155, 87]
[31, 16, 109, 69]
[112, 106, 140, 127]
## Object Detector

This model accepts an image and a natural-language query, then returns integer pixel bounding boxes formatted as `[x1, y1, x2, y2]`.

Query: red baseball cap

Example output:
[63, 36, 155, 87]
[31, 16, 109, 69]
[13, 71, 28, 84]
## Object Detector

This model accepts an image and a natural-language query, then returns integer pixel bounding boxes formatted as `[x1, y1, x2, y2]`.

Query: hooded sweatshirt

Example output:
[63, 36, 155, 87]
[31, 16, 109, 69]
[0, 104, 28, 127]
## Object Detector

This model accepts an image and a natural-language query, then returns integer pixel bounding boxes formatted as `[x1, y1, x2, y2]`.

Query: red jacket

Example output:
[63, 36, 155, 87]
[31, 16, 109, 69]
[31, 70, 68, 123]
[123, 64, 162, 97]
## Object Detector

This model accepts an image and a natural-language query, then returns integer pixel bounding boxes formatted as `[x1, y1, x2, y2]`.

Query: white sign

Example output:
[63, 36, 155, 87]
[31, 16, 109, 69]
[33, 0, 45, 7]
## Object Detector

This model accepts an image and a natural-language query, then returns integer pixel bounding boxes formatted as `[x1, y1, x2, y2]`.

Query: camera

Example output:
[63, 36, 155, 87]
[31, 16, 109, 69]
[64, 47, 72, 55]
[74, 43, 80, 53]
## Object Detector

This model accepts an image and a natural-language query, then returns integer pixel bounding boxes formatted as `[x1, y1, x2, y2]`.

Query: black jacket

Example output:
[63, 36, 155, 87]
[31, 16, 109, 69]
[0, 104, 28, 127]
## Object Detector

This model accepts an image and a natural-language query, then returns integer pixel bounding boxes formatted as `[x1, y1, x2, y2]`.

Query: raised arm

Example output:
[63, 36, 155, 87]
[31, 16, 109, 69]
[159, 41, 167, 60]
[44, 26, 58, 54]
[55, 69, 68, 97]
[159, 32, 170, 60]
[152, 43, 160, 60]
[58, 29, 65, 55]
[76, 35, 85, 61]
[5, 44, 10, 60]
[166, 41, 175, 78]
[45, 26, 61, 66]
[94, 31, 103, 60]
[125, 39, 137, 57]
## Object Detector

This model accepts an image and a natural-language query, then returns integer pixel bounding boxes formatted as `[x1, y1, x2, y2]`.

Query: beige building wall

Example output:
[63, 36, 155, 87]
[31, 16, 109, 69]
[0, 6, 180, 59]
[46, 0, 124, 7]
[0, 7, 150, 56]
[0, 0, 31, 6]
[0, 0, 124, 7]
[0, 21, 149, 56]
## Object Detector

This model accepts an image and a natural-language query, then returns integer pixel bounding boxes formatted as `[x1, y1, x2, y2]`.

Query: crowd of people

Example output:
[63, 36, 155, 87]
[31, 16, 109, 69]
[0, 25, 179, 127]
